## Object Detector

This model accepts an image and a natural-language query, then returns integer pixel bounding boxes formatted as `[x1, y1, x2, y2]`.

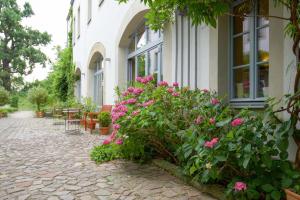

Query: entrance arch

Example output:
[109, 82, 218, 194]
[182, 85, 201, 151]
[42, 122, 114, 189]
[86, 42, 106, 108]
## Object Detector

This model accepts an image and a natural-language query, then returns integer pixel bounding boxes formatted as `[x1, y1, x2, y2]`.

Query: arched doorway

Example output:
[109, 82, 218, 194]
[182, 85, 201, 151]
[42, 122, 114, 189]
[88, 52, 104, 108]
[117, 6, 164, 85]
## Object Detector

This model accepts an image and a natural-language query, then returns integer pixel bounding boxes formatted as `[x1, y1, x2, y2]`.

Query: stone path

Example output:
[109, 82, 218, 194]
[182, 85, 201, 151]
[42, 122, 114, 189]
[0, 111, 216, 200]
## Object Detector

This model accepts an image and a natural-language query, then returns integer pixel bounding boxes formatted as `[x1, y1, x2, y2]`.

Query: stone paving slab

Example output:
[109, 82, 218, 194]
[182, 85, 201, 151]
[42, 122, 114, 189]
[0, 111, 216, 200]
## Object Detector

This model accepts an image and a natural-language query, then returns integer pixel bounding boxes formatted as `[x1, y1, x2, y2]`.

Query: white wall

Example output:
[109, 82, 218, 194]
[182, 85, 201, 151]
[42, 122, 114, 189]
[72, 0, 141, 105]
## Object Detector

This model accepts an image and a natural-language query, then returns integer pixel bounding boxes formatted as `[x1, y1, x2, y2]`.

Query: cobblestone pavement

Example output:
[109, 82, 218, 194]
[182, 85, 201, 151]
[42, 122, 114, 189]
[0, 112, 216, 200]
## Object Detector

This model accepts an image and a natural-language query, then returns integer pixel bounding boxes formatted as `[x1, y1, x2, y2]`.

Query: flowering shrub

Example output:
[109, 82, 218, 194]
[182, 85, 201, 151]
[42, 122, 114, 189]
[92, 75, 300, 199]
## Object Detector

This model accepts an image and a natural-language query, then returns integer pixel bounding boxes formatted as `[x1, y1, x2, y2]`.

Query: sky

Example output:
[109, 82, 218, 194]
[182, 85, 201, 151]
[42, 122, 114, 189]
[17, 0, 70, 82]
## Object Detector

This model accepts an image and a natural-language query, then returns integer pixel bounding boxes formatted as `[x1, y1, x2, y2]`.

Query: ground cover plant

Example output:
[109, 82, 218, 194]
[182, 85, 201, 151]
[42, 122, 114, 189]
[91, 75, 300, 199]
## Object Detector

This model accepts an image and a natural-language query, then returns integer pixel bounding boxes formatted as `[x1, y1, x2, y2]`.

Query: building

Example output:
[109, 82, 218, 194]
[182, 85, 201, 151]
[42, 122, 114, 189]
[69, 0, 297, 158]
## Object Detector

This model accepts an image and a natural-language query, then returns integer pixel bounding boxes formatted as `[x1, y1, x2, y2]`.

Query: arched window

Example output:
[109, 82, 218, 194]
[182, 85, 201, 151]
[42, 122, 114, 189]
[127, 21, 163, 84]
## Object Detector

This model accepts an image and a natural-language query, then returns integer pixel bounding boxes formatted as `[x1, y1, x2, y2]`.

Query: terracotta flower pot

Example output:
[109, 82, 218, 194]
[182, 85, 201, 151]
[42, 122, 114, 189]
[285, 189, 300, 200]
[36, 111, 45, 118]
[100, 127, 110, 135]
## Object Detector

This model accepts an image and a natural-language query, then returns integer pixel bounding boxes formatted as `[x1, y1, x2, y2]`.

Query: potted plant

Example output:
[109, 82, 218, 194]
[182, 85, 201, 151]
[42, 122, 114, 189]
[28, 86, 48, 118]
[98, 111, 111, 135]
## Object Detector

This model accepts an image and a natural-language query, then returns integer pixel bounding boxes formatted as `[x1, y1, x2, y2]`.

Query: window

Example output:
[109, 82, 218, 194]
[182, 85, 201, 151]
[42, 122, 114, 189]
[88, 0, 92, 24]
[94, 57, 104, 107]
[230, 0, 269, 104]
[77, 7, 80, 38]
[127, 21, 163, 84]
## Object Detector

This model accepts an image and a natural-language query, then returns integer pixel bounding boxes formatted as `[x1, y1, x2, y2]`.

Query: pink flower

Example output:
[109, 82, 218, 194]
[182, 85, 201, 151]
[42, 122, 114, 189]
[204, 138, 219, 148]
[158, 81, 169, 87]
[127, 87, 135, 93]
[142, 100, 155, 107]
[103, 138, 112, 145]
[202, 89, 209, 93]
[167, 87, 174, 94]
[136, 76, 143, 82]
[173, 82, 179, 87]
[146, 75, 154, 82]
[231, 118, 244, 127]
[234, 182, 247, 191]
[115, 138, 123, 145]
[172, 92, 180, 97]
[132, 110, 141, 116]
[122, 91, 129, 97]
[126, 98, 137, 104]
[133, 88, 144, 95]
[211, 98, 220, 105]
[113, 124, 121, 130]
[195, 116, 203, 125]
[209, 118, 216, 124]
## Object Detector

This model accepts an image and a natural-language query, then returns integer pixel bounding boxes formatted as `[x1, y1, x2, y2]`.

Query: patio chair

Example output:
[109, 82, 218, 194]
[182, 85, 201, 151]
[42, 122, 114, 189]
[85, 105, 113, 134]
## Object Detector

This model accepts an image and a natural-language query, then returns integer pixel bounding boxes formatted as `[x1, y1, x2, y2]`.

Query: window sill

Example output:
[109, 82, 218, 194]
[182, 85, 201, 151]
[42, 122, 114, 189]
[230, 101, 267, 109]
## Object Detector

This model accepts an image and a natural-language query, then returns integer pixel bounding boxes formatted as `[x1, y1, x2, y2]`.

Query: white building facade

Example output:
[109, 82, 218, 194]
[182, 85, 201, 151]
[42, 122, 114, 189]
[69, 0, 297, 158]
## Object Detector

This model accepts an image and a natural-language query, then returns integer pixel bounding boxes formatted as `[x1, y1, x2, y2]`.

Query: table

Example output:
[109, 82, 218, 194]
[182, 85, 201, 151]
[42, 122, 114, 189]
[63, 108, 81, 134]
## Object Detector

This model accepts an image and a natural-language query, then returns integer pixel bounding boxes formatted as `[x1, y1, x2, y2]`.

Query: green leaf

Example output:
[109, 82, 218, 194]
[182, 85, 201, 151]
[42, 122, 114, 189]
[243, 155, 251, 168]
[215, 155, 227, 162]
[216, 118, 231, 127]
[262, 184, 274, 192]
[189, 165, 197, 175]
[246, 189, 260, 200]
[244, 144, 251, 153]
[281, 178, 293, 188]
[271, 190, 281, 200]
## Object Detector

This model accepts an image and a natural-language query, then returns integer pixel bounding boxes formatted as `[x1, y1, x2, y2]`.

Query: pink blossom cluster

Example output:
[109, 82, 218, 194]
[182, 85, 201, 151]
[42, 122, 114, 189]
[126, 98, 137, 105]
[142, 100, 155, 107]
[112, 104, 128, 123]
[158, 81, 169, 87]
[209, 117, 216, 125]
[234, 182, 247, 191]
[132, 109, 141, 116]
[125, 87, 144, 96]
[113, 124, 121, 130]
[103, 130, 117, 145]
[115, 138, 123, 145]
[211, 98, 220, 105]
[202, 89, 209, 93]
[172, 92, 180, 97]
[204, 138, 219, 148]
[167, 87, 174, 94]
[136, 75, 154, 84]
[231, 118, 244, 127]
[173, 82, 179, 87]
[122, 91, 129, 97]
[195, 116, 204, 125]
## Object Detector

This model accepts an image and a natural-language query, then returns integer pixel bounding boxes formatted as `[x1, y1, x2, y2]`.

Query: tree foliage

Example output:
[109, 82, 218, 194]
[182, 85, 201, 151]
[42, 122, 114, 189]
[0, 0, 51, 91]
[27, 86, 48, 111]
[0, 87, 9, 106]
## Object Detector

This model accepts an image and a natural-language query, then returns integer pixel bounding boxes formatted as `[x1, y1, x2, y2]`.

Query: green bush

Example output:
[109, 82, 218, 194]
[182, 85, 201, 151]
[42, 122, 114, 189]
[98, 111, 111, 127]
[0, 87, 9, 106]
[90, 143, 122, 164]
[99, 75, 300, 199]
[27, 86, 48, 111]
[10, 95, 19, 108]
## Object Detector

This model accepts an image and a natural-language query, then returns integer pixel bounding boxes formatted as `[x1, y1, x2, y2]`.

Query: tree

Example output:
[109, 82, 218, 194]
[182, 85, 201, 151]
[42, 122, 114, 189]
[0, 0, 51, 91]
[0, 87, 9, 106]
[117, 0, 300, 164]
[27, 86, 48, 111]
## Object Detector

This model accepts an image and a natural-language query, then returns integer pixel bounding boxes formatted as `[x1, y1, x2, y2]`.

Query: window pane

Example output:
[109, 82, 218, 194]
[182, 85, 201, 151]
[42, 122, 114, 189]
[137, 26, 147, 49]
[233, 67, 250, 98]
[148, 48, 159, 74]
[148, 29, 160, 43]
[233, 1, 251, 34]
[257, 27, 269, 62]
[128, 58, 136, 83]
[137, 54, 146, 77]
[234, 34, 250, 66]
[129, 38, 135, 53]
[257, 0, 269, 27]
[257, 63, 269, 97]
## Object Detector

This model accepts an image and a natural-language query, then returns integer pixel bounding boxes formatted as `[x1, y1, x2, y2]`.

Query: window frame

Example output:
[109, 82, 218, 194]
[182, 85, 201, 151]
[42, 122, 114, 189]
[126, 21, 164, 83]
[229, 0, 269, 107]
